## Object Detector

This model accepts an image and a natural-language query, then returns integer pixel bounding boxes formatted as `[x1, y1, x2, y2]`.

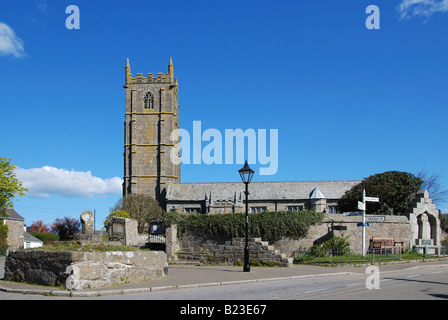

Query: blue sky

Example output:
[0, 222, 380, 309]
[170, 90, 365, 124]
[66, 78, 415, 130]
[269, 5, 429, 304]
[1, 0, 447, 227]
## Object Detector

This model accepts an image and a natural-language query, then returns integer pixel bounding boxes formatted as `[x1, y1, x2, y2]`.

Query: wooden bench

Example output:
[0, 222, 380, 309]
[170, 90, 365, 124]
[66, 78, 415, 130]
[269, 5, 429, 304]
[369, 237, 403, 254]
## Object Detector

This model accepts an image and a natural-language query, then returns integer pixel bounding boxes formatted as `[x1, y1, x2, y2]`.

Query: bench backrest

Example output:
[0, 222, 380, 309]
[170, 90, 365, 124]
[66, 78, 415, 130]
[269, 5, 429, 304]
[371, 237, 395, 246]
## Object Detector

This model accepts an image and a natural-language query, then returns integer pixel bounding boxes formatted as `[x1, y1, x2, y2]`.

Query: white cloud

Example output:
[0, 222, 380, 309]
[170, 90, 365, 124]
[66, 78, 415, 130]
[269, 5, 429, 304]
[0, 22, 26, 58]
[15, 166, 123, 198]
[397, 0, 448, 19]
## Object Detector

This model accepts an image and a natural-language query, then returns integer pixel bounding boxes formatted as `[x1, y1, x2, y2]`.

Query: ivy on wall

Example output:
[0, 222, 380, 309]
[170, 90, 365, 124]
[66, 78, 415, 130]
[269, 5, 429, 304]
[164, 210, 324, 243]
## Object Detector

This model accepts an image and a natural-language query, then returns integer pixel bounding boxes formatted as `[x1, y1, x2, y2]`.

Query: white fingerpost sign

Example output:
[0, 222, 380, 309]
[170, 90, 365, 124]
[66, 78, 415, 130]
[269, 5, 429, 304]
[361, 189, 380, 257]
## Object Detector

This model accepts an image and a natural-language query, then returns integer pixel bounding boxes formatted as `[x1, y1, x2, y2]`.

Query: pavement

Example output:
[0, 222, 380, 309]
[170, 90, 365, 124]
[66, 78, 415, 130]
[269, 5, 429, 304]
[1, 256, 448, 298]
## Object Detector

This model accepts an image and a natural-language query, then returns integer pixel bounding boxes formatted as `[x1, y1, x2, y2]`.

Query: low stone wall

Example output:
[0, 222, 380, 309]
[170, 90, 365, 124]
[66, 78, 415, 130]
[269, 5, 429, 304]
[173, 214, 413, 262]
[178, 233, 292, 267]
[273, 214, 412, 256]
[4, 250, 168, 290]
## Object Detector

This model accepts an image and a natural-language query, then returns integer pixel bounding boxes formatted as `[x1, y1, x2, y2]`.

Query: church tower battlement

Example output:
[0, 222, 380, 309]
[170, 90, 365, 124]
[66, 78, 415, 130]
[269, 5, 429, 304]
[123, 58, 180, 207]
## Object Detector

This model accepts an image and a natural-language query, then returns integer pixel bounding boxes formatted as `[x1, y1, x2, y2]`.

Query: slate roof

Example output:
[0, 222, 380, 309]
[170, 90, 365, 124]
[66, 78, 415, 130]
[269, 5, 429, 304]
[24, 232, 43, 243]
[166, 180, 360, 201]
[4, 208, 25, 221]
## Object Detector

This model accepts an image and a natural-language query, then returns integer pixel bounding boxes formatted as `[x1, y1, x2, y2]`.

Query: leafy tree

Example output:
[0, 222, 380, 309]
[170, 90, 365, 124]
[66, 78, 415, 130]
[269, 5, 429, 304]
[110, 194, 163, 233]
[439, 213, 448, 234]
[0, 158, 27, 217]
[338, 171, 423, 215]
[28, 220, 50, 233]
[50, 217, 80, 241]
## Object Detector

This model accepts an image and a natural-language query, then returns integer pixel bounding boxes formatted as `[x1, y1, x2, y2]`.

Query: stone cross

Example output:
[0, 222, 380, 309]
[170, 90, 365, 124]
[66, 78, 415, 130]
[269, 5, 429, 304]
[80, 210, 94, 236]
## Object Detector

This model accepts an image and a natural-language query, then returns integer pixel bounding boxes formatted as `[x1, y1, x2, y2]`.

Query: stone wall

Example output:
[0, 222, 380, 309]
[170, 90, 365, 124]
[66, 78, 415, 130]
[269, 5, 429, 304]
[4, 250, 168, 290]
[274, 214, 412, 256]
[5, 219, 23, 250]
[178, 237, 292, 267]
[165, 225, 180, 260]
[171, 213, 414, 263]
[107, 217, 147, 247]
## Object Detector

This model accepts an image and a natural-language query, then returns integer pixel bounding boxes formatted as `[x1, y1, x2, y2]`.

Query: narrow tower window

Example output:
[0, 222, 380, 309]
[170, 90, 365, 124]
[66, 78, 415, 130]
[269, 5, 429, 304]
[144, 92, 154, 109]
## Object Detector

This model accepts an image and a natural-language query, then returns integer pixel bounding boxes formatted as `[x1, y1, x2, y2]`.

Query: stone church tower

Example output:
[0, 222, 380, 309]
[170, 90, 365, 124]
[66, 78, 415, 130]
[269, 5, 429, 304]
[123, 58, 180, 207]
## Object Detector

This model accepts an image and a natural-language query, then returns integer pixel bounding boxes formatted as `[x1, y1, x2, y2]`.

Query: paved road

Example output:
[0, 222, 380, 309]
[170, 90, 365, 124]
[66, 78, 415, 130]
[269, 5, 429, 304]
[1, 262, 447, 301]
[90, 265, 448, 300]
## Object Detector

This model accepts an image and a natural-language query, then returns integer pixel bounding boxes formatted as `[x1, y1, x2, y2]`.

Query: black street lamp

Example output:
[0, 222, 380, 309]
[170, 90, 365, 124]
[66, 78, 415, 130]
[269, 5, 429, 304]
[239, 161, 254, 272]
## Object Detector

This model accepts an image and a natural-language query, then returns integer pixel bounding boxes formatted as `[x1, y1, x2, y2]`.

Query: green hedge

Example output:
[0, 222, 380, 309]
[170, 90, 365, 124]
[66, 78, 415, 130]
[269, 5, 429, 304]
[165, 210, 324, 243]
[30, 232, 59, 244]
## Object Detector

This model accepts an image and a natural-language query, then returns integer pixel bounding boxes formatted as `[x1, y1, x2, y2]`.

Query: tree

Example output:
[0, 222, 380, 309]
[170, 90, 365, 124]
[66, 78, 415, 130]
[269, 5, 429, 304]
[50, 217, 80, 241]
[417, 169, 448, 205]
[104, 210, 131, 229]
[110, 194, 163, 233]
[28, 220, 51, 233]
[0, 158, 27, 217]
[440, 213, 448, 234]
[338, 171, 423, 215]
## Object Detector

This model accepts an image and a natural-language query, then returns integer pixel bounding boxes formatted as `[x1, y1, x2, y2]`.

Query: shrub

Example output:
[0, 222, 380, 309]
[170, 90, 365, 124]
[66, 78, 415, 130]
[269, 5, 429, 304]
[38, 241, 139, 252]
[166, 210, 324, 243]
[320, 234, 350, 253]
[30, 232, 59, 244]
[0, 223, 8, 255]
[50, 217, 81, 241]
[307, 234, 351, 257]
[110, 194, 163, 233]
[440, 213, 448, 234]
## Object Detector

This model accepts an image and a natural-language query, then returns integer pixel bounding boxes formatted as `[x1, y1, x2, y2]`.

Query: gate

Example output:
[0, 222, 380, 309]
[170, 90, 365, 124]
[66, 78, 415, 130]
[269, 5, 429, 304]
[148, 219, 166, 251]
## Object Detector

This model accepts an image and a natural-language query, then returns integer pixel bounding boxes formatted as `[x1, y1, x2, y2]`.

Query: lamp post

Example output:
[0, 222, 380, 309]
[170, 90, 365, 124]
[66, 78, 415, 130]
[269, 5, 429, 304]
[239, 161, 254, 272]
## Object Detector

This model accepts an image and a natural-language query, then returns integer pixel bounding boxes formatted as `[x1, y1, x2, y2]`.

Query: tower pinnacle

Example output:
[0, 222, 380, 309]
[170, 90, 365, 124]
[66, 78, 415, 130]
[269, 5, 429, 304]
[124, 58, 131, 88]
[168, 57, 174, 82]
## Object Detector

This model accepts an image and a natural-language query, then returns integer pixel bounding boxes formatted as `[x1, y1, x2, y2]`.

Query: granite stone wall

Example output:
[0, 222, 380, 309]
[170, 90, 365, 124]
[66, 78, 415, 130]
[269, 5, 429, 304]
[178, 236, 293, 267]
[274, 214, 412, 256]
[4, 250, 168, 290]
[4, 219, 23, 250]
[170, 213, 414, 263]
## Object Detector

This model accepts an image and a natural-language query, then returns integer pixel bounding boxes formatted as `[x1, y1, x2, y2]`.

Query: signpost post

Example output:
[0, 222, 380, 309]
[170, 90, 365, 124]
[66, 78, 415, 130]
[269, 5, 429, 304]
[359, 189, 380, 256]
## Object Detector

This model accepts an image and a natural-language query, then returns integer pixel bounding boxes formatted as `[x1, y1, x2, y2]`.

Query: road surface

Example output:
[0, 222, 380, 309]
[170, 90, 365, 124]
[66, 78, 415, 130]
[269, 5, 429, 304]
[1, 263, 447, 301]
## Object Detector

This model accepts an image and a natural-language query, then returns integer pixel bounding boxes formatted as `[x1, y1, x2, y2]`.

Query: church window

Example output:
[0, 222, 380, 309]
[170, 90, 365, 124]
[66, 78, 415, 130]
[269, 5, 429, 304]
[144, 92, 154, 109]
[251, 206, 268, 213]
[328, 206, 338, 214]
[287, 206, 303, 212]
[185, 207, 201, 214]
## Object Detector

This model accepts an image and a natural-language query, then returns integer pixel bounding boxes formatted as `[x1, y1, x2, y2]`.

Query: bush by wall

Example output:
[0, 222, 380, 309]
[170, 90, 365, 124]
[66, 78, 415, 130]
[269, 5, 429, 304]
[0, 220, 8, 256]
[30, 232, 59, 244]
[0, 222, 8, 255]
[165, 210, 324, 243]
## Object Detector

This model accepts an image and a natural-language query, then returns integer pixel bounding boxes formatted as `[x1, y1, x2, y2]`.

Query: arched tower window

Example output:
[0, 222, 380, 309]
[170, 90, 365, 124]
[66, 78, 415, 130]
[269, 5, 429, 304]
[144, 92, 154, 109]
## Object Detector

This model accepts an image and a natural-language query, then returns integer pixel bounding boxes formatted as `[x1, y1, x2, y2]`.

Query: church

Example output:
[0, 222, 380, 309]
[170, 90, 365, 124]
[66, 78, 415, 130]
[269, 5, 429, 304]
[121, 58, 444, 251]
[121, 58, 363, 215]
